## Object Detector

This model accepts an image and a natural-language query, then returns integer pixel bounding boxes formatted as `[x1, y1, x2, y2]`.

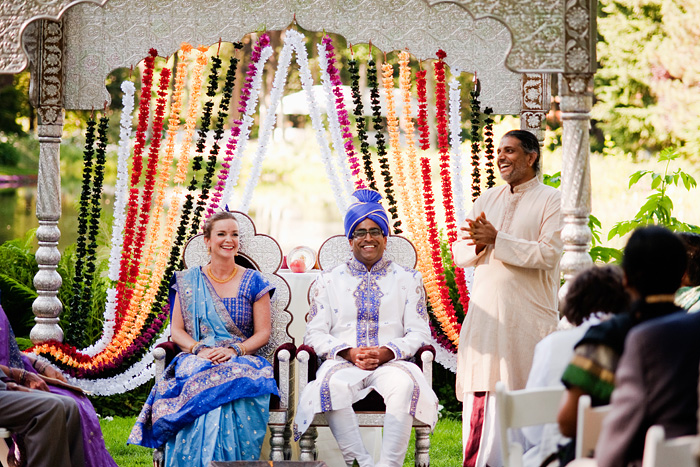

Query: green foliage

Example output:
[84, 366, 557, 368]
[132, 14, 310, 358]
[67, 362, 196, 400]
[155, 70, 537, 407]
[0, 230, 39, 336]
[542, 171, 561, 188]
[0, 141, 21, 166]
[588, 214, 624, 263]
[608, 147, 699, 240]
[91, 382, 153, 418]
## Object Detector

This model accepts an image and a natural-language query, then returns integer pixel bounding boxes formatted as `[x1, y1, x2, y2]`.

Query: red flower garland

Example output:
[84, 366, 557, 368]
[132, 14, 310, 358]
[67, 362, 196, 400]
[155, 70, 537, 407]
[435, 50, 471, 318]
[421, 156, 462, 345]
[116, 65, 171, 331]
[416, 69, 430, 151]
[115, 49, 157, 329]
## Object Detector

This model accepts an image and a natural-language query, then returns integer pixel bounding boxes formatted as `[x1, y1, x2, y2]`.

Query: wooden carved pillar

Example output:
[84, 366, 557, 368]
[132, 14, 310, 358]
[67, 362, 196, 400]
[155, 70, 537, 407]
[559, 0, 597, 297]
[31, 19, 65, 344]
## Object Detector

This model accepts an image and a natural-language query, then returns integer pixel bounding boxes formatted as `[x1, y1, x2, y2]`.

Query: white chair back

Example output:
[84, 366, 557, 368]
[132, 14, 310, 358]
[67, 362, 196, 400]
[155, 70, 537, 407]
[317, 234, 417, 270]
[496, 381, 566, 467]
[641, 425, 697, 467]
[575, 395, 611, 459]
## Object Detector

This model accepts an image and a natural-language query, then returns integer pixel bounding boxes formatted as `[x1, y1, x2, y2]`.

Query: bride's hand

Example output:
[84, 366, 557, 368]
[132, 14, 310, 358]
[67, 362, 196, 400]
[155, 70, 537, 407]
[198, 347, 235, 364]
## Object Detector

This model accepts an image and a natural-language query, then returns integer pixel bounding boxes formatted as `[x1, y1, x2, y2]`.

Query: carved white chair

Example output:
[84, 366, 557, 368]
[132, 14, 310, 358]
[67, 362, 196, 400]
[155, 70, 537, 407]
[296, 234, 435, 467]
[495, 381, 566, 467]
[575, 395, 611, 459]
[151, 211, 295, 465]
[641, 425, 697, 467]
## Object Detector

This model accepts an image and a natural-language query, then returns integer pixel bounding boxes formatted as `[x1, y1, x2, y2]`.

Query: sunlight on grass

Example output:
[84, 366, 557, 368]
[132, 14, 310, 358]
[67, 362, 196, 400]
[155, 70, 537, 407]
[101, 416, 464, 466]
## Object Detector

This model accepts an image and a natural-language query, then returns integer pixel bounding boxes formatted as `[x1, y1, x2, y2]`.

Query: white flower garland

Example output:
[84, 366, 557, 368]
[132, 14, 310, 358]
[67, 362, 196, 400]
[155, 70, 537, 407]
[430, 335, 457, 372]
[239, 34, 295, 212]
[317, 43, 355, 201]
[449, 78, 467, 224]
[219, 44, 274, 210]
[292, 31, 348, 214]
[82, 80, 134, 357]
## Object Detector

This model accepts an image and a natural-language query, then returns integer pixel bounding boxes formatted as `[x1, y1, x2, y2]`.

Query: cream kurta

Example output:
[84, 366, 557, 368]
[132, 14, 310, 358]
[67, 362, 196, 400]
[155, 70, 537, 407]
[453, 177, 563, 396]
[293, 256, 439, 438]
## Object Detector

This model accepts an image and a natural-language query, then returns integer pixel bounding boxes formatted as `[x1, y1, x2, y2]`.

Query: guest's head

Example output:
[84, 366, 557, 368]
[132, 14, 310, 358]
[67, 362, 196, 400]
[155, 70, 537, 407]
[622, 226, 687, 298]
[345, 189, 389, 270]
[203, 211, 240, 260]
[562, 265, 630, 326]
[677, 232, 700, 287]
[498, 130, 540, 188]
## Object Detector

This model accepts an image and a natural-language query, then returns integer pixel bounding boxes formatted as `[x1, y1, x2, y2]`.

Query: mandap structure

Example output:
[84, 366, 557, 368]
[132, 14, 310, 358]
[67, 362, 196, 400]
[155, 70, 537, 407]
[0, 0, 595, 364]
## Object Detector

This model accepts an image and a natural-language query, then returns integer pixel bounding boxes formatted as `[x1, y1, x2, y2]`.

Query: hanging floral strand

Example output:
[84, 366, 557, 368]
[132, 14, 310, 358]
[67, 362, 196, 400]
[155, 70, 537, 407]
[76, 113, 109, 345]
[83, 80, 135, 357]
[290, 30, 348, 213]
[320, 36, 365, 190]
[421, 156, 461, 348]
[483, 106, 496, 189]
[367, 57, 400, 233]
[470, 78, 482, 202]
[191, 43, 242, 236]
[66, 117, 96, 343]
[449, 78, 467, 223]
[416, 69, 430, 150]
[115, 65, 171, 331]
[114, 49, 157, 329]
[349, 54, 377, 191]
[210, 34, 272, 216]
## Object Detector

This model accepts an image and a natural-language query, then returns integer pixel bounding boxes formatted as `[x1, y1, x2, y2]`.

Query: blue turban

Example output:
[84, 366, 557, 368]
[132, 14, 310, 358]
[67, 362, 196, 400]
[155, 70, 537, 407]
[344, 189, 390, 239]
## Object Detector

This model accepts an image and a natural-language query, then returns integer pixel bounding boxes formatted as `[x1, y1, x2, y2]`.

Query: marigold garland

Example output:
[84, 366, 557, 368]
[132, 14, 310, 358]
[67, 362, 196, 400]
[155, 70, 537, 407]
[115, 65, 171, 332]
[470, 78, 482, 202]
[420, 157, 461, 347]
[367, 58, 401, 233]
[349, 56, 377, 191]
[382, 60, 410, 234]
[114, 49, 157, 330]
[483, 106, 496, 189]
[191, 44, 242, 236]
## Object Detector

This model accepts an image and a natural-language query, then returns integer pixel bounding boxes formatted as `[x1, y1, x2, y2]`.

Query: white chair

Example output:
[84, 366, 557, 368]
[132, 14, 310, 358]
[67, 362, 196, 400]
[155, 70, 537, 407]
[152, 211, 295, 464]
[296, 234, 434, 467]
[641, 425, 697, 467]
[496, 381, 566, 467]
[575, 395, 611, 459]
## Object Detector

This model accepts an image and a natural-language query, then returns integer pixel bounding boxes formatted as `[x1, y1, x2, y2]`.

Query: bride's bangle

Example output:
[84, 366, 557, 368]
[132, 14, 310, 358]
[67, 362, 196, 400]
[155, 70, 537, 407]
[191, 342, 208, 355]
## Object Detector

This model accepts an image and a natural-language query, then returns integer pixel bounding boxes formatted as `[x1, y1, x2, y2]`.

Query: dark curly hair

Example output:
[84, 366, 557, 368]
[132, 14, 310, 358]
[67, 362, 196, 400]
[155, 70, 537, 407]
[562, 265, 630, 326]
[677, 232, 700, 287]
[622, 226, 687, 297]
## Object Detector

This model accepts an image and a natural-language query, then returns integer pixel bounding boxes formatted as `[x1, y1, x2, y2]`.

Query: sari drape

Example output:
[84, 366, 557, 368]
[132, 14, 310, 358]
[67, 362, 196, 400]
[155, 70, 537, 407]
[129, 267, 278, 466]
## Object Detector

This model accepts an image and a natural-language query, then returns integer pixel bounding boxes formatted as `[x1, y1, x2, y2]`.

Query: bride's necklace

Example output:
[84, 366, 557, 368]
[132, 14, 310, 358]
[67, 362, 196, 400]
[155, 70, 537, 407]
[207, 264, 238, 284]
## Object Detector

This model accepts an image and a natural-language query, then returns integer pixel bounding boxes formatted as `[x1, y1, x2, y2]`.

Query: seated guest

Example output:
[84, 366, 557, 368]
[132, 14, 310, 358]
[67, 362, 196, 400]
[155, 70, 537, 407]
[523, 265, 629, 467]
[293, 189, 439, 467]
[0, 302, 117, 467]
[0, 367, 85, 467]
[595, 299, 700, 466]
[129, 211, 278, 465]
[557, 226, 687, 461]
[675, 231, 700, 312]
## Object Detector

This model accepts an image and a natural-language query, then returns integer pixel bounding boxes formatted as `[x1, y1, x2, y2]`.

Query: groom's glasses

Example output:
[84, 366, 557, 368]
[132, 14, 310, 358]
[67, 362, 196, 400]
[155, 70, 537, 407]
[352, 228, 383, 239]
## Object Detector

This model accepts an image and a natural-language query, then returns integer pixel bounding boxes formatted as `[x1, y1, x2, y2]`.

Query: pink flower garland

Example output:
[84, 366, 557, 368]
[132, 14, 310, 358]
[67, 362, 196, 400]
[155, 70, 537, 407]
[322, 35, 365, 189]
[207, 33, 271, 215]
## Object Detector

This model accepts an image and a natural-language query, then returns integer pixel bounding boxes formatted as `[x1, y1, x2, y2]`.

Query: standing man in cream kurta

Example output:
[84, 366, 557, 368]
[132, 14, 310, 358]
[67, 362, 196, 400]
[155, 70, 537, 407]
[452, 130, 563, 467]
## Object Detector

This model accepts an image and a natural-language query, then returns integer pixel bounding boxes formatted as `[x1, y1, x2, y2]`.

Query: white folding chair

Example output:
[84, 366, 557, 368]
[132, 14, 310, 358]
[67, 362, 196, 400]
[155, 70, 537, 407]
[496, 381, 566, 467]
[641, 425, 697, 467]
[575, 395, 611, 459]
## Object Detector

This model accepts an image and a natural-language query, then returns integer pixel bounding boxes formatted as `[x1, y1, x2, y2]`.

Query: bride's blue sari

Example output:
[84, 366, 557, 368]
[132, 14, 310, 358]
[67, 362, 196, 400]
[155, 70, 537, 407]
[129, 267, 279, 466]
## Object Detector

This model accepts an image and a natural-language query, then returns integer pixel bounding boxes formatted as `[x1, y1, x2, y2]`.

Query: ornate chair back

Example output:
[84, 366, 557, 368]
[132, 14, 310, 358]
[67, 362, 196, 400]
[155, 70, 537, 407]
[152, 211, 295, 463]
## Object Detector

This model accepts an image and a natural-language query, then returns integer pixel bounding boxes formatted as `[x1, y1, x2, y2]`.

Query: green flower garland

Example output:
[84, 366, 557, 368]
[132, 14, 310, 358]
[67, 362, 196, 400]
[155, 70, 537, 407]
[368, 58, 401, 234]
[483, 107, 495, 189]
[349, 57, 377, 191]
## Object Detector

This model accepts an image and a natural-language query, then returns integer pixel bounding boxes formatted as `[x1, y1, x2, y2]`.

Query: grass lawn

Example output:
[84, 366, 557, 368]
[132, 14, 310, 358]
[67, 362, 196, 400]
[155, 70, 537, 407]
[100, 416, 463, 466]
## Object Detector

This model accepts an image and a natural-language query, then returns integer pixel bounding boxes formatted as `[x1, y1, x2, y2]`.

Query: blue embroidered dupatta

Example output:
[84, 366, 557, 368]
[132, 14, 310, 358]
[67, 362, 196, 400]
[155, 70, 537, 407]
[129, 267, 278, 465]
